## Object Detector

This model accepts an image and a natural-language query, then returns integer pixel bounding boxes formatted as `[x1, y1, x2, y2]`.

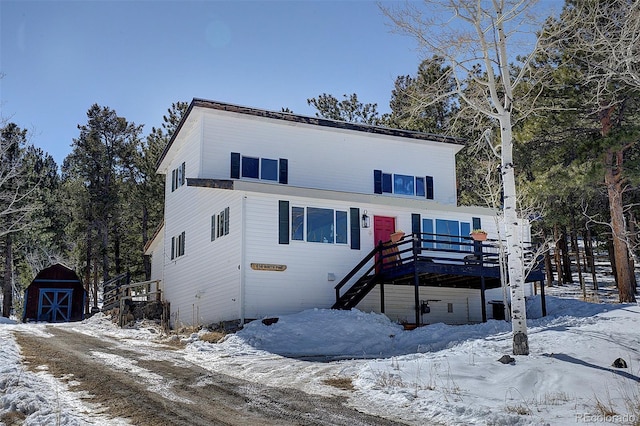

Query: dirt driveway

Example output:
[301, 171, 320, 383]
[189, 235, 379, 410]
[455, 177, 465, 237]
[14, 327, 406, 426]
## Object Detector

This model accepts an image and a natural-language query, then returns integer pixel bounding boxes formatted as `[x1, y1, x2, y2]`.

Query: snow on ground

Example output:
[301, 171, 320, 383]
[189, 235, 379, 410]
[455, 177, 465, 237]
[2, 286, 640, 425]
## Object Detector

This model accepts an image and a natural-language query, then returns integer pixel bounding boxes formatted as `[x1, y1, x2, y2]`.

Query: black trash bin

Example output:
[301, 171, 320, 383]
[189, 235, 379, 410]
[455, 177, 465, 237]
[489, 301, 505, 320]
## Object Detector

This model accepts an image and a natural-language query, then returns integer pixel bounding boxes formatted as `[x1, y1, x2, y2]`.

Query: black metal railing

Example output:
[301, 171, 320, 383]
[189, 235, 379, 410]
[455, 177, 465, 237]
[333, 232, 544, 309]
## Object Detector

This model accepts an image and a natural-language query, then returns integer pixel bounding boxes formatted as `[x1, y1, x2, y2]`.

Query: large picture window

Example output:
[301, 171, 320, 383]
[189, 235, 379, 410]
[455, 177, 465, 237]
[422, 218, 471, 251]
[290, 206, 348, 244]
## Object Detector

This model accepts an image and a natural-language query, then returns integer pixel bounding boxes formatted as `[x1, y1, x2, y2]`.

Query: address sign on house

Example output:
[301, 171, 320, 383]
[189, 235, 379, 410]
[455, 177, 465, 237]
[250, 263, 287, 272]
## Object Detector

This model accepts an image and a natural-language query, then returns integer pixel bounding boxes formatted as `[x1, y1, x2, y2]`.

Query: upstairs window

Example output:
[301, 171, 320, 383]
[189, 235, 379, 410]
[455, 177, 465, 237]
[242, 156, 260, 179]
[374, 170, 433, 199]
[171, 162, 186, 192]
[231, 152, 288, 184]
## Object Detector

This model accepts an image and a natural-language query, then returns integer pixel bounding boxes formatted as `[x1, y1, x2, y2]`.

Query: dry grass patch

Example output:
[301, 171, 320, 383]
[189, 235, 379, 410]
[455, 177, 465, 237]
[323, 377, 355, 391]
[159, 336, 188, 349]
[1, 410, 27, 425]
[199, 331, 227, 343]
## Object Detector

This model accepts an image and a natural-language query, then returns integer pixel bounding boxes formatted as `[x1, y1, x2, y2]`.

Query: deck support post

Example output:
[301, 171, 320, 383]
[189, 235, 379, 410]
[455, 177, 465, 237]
[480, 276, 487, 322]
[413, 233, 420, 326]
[539, 279, 547, 317]
[380, 283, 385, 313]
[477, 242, 487, 322]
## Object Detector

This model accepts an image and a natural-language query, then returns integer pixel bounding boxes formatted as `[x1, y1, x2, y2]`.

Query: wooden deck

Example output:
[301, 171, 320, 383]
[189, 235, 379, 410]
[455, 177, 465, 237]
[333, 233, 546, 323]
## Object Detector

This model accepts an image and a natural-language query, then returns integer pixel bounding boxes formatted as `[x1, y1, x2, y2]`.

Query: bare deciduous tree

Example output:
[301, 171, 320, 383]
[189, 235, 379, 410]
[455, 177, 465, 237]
[565, 0, 640, 92]
[382, 0, 558, 355]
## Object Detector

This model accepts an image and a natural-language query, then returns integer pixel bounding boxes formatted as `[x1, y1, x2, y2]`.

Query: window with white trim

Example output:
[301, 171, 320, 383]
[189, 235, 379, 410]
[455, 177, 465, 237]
[171, 231, 185, 259]
[374, 170, 433, 199]
[422, 218, 471, 251]
[230, 152, 288, 184]
[171, 162, 186, 192]
[290, 206, 348, 244]
[211, 207, 230, 241]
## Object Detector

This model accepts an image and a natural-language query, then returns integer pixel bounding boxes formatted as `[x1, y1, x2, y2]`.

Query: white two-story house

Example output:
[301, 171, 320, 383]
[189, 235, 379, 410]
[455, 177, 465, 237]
[145, 98, 540, 329]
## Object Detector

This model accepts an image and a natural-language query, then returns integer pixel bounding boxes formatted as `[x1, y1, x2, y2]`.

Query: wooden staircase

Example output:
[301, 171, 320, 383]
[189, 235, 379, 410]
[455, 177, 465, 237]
[332, 273, 382, 310]
[332, 233, 547, 324]
[332, 241, 400, 310]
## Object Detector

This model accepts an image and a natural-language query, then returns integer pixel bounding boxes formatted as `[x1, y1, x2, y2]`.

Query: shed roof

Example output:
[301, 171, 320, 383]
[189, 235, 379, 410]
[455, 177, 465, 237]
[31, 263, 81, 284]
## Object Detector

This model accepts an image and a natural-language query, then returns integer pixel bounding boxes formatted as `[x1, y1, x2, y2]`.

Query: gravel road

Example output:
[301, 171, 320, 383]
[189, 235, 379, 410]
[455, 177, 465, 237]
[14, 327, 407, 426]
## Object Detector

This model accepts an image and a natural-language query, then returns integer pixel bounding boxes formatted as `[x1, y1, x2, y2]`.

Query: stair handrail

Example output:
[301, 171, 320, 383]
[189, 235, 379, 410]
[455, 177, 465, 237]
[334, 241, 384, 301]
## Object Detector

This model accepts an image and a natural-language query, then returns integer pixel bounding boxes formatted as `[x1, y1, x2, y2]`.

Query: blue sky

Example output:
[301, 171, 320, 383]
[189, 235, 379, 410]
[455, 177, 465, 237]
[2, 0, 425, 166]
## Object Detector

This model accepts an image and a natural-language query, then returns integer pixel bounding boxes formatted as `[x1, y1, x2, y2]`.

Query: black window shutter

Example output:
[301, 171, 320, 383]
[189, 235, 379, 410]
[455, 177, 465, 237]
[230, 152, 241, 179]
[278, 200, 290, 244]
[472, 217, 482, 230]
[279, 158, 288, 184]
[171, 169, 176, 192]
[373, 170, 382, 194]
[171, 236, 175, 259]
[412, 213, 421, 235]
[412, 213, 421, 253]
[426, 176, 434, 199]
[350, 208, 361, 250]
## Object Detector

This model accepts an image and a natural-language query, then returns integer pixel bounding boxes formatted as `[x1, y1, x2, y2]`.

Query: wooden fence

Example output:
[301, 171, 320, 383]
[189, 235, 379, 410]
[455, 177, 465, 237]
[102, 277, 166, 327]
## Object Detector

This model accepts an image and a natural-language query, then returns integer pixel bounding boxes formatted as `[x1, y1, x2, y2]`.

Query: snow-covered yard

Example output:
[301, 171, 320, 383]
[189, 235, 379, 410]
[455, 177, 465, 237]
[2, 287, 639, 425]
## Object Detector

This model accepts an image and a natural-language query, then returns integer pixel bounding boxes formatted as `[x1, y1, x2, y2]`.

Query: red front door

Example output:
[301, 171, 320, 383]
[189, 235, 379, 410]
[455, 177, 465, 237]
[374, 216, 396, 246]
[374, 216, 396, 270]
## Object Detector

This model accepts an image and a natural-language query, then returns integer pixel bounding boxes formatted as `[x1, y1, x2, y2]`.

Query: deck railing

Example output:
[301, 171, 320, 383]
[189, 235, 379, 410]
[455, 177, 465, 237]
[334, 232, 543, 303]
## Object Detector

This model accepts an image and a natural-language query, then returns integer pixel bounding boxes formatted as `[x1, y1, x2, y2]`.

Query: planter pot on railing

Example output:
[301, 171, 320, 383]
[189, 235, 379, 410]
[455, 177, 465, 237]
[471, 231, 488, 241]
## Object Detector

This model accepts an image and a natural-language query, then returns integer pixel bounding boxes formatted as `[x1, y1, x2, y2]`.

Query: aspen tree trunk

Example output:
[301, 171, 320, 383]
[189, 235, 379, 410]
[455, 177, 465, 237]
[499, 114, 529, 355]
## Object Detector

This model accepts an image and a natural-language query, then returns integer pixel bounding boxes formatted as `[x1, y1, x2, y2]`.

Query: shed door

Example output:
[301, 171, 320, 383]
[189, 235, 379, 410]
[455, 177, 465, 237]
[38, 289, 73, 322]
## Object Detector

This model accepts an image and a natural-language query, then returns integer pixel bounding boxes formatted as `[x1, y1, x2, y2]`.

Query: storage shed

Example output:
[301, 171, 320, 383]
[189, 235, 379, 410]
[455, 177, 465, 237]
[23, 264, 86, 322]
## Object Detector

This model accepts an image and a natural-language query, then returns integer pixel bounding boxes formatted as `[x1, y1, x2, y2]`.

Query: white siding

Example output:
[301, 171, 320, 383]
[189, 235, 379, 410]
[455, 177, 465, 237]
[163, 182, 243, 328]
[198, 110, 459, 205]
[242, 194, 361, 318]
[239, 190, 499, 320]
[151, 101, 538, 328]
[358, 286, 485, 325]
